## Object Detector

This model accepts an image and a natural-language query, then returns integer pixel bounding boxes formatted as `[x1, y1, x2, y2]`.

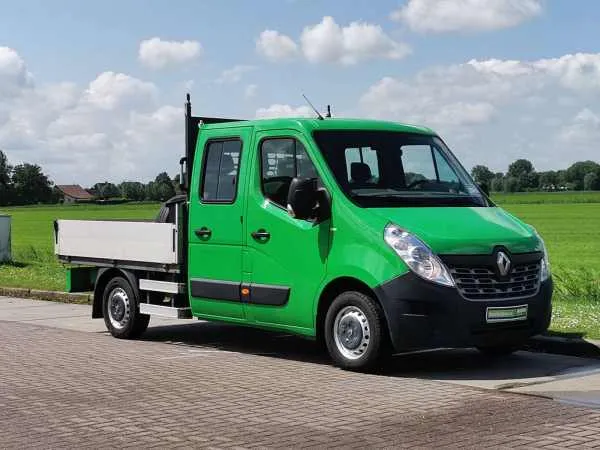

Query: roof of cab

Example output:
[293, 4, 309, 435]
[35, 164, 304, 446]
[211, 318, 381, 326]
[200, 117, 436, 136]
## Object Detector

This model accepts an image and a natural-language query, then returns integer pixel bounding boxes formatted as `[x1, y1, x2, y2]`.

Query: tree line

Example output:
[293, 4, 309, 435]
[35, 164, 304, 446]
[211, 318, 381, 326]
[90, 172, 180, 202]
[2, 148, 600, 207]
[0, 150, 180, 206]
[472, 159, 600, 193]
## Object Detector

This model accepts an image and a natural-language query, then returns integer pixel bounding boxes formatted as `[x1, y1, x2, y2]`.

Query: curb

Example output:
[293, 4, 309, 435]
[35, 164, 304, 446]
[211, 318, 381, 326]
[2, 287, 600, 359]
[0, 287, 91, 304]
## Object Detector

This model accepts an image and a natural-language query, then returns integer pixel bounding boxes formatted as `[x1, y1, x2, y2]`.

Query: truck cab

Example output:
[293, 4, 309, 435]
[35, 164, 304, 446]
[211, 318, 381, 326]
[55, 96, 552, 371]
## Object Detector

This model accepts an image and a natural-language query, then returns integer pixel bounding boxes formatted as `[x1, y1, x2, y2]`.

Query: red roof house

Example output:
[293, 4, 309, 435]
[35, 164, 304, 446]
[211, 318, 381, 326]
[56, 185, 94, 203]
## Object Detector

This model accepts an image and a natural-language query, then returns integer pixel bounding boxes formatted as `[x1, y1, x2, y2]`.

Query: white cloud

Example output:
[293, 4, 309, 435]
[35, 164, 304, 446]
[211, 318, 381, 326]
[359, 53, 600, 171]
[257, 17, 409, 65]
[256, 30, 298, 62]
[255, 104, 313, 118]
[216, 65, 256, 84]
[84, 72, 157, 110]
[0, 46, 34, 97]
[245, 84, 258, 99]
[300, 16, 410, 65]
[559, 109, 600, 145]
[392, 0, 543, 33]
[0, 48, 183, 184]
[138, 37, 202, 69]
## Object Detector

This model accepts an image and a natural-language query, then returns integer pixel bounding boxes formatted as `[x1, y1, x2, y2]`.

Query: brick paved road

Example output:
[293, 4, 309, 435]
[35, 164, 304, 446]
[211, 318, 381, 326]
[2, 320, 600, 449]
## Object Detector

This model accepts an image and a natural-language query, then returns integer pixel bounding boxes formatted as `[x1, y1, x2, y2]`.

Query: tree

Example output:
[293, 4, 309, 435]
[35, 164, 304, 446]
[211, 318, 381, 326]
[0, 150, 10, 186]
[119, 181, 146, 201]
[93, 182, 120, 199]
[11, 163, 53, 204]
[491, 177, 504, 192]
[503, 176, 521, 193]
[507, 159, 534, 178]
[0, 150, 13, 206]
[556, 170, 568, 187]
[566, 161, 600, 191]
[155, 172, 172, 186]
[152, 172, 175, 201]
[471, 165, 494, 186]
[172, 174, 183, 195]
[538, 171, 558, 190]
[584, 172, 599, 191]
[521, 172, 539, 190]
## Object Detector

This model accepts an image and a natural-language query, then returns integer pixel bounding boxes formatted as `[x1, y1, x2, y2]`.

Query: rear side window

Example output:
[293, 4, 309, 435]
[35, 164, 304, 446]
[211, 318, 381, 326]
[201, 139, 242, 203]
[261, 138, 318, 208]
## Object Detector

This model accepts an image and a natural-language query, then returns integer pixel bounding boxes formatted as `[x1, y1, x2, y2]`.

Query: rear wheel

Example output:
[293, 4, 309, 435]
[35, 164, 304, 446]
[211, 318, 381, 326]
[324, 291, 388, 371]
[102, 276, 150, 339]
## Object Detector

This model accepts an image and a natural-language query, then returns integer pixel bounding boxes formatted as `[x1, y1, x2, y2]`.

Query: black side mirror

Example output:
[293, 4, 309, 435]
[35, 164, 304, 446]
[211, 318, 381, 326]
[287, 178, 319, 220]
[478, 182, 490, 196]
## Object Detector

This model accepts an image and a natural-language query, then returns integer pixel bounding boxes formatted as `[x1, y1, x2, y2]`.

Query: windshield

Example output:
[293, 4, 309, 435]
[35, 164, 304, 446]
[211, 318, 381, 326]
[312, 130, 489, 208]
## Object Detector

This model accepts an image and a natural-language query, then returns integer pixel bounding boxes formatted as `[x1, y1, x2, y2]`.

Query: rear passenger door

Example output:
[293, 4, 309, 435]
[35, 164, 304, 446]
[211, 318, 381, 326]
[188, 127, 252, 321]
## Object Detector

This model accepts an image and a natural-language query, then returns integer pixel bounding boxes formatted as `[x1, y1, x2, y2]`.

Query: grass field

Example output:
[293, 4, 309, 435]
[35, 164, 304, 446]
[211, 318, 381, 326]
[1, 193, 599, 337]
[0, 203, 159, 290]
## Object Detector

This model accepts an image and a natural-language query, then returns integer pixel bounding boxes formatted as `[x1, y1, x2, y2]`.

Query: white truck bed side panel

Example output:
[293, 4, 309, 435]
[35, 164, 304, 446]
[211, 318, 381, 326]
[55, 220, 178, 265]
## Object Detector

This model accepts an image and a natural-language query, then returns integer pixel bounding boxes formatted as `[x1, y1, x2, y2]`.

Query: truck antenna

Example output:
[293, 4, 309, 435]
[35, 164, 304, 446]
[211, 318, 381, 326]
[326, 104, 332, 118]
[302, 94, 324, 120]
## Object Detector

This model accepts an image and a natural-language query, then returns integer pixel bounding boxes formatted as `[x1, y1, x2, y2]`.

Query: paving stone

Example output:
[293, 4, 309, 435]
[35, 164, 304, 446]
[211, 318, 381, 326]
[2, 320, 600, 448]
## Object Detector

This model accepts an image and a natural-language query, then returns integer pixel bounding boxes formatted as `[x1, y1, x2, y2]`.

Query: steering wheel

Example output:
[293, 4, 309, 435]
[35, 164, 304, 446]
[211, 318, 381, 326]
[406, 179, 430, 190]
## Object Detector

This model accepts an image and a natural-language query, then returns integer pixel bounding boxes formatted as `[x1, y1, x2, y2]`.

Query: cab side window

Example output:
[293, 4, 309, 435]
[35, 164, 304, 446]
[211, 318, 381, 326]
[201, 139, 242, 203]
[261, 138, 318, 208]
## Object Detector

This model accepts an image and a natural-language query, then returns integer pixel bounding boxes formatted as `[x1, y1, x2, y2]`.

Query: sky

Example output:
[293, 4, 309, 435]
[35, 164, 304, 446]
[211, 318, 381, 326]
[1, 0, 600, 185]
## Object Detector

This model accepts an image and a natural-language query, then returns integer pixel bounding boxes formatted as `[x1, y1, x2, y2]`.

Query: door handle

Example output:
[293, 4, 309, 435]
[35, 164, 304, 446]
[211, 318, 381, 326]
[195, 227, 212, 238]
[251, 229, 270, 241]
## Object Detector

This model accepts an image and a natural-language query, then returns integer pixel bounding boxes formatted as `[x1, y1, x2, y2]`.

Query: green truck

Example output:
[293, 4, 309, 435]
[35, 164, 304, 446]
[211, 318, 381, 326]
[54, 95, 552, 371]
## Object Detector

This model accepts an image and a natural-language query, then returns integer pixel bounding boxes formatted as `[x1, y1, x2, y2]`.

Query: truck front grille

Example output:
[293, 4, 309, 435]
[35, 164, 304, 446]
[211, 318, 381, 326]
[449, 262, 541, 300]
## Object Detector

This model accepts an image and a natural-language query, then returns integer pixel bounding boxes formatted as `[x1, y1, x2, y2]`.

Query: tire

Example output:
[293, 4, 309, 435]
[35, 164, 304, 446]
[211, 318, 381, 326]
[102, 276, 150, 339]
[324, 291, 388, 371]
[476, 343, 522, 357]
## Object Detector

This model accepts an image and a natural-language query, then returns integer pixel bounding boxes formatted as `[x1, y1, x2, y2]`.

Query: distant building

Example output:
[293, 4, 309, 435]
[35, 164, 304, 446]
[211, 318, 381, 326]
[56, 185, 94, 204]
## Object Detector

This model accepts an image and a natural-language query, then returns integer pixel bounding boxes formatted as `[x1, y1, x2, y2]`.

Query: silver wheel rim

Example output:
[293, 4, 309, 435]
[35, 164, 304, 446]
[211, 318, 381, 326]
[108, 287, 131, 330]
[333, 306, 370, 360]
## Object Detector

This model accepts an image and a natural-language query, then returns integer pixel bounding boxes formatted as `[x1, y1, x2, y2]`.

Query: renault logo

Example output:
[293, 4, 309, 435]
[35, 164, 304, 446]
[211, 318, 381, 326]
[496, 251, 511, 277]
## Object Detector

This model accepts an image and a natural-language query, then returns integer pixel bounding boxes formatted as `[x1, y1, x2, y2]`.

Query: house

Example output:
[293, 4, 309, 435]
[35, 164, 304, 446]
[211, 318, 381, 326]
[56, 185, 94, 204]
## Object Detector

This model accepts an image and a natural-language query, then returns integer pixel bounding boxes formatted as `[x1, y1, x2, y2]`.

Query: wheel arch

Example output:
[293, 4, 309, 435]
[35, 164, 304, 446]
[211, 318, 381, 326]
[92, 268, 140, 318]
[315, 276, 388, 344]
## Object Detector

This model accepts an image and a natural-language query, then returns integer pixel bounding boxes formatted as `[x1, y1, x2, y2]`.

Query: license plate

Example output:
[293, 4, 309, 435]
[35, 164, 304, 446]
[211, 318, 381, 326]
[486, 305, 528, 323]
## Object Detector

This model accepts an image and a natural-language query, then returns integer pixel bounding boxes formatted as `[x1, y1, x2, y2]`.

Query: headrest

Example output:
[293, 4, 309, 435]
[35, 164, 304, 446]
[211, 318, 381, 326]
[350, 162, 372, 183]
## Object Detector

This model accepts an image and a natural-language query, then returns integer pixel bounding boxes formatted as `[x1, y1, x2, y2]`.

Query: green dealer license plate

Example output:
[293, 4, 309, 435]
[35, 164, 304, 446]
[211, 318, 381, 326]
[486, 305, 528, 323]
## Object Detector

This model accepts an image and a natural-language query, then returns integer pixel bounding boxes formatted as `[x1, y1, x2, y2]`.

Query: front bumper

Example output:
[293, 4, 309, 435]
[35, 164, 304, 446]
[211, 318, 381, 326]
[373, 272, 553, 352]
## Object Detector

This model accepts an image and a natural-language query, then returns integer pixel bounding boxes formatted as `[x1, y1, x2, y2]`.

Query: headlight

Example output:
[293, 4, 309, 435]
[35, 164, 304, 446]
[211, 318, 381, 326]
[384, 224, 454, 287]
[532, 227, 551, 282]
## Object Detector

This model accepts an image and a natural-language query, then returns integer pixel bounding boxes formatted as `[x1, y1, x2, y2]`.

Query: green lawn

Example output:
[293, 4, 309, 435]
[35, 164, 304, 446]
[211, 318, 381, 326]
[1, 194, 600, 337]
[492, 191, 600, 204]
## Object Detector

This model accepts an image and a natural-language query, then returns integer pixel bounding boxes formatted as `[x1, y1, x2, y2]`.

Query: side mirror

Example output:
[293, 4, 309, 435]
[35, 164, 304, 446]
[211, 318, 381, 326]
[287, 178, 319, 220]
[478, 182, 490, 197]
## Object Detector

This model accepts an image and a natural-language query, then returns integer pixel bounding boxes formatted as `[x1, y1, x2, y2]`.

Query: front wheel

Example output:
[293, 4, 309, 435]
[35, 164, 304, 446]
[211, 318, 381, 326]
[102, 276, 150, 339]
[324, 291, 388, 371]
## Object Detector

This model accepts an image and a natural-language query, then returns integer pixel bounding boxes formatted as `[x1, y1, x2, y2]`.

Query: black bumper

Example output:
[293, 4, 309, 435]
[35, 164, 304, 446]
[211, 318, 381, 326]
[373, 272, 553, 352]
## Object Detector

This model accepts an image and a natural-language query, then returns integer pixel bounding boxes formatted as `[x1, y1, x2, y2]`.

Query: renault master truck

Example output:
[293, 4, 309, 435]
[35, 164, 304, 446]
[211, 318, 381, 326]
[54, 95, 552, 371]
